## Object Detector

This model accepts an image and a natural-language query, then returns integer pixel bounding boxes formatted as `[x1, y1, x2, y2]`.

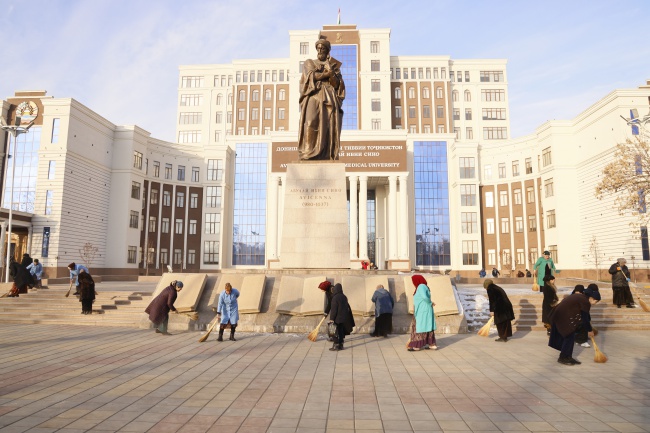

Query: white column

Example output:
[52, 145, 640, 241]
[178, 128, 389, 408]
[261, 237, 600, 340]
[399, 175, 409, 259]
[388, 175, 398, 260]
[359, 176, 368, 260]
[267, 175, 280, 261]
[349, 175, 358, 260]
[0, 222, 6, 271]
[26, 226, 32, 256]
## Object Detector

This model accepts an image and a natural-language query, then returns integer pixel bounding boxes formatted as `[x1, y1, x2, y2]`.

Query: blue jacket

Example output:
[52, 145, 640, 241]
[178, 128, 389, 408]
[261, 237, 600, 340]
[70, 264, 89, 286]
[371, 287, 394, 317]
[27, 262, 43, 279]
[218, 288, 240, 324]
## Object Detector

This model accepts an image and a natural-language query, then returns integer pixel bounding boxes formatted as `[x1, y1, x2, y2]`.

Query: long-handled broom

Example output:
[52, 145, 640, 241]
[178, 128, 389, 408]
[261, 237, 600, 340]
[180, 311, 199, 321]
[65, 282, 73, 298]
[307, 316, 327, 342]
[477, 316, 494, 337]
[590, 336, 608, 363]
[198, 315, 220, 342]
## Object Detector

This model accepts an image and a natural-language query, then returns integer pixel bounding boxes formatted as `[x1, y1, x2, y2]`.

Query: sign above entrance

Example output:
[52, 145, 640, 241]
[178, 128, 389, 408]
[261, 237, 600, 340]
[272, 140, 407, 173]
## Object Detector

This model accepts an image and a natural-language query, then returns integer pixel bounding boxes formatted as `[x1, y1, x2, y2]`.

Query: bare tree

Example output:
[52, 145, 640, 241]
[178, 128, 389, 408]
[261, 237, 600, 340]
[582, 236, 606, 280]
[78, 243, 99, 268]
[596, 137, 650, 227]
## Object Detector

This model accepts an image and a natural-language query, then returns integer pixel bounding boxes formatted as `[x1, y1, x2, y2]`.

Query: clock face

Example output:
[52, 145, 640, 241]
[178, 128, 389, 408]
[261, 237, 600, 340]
[15, 101, 38, 123]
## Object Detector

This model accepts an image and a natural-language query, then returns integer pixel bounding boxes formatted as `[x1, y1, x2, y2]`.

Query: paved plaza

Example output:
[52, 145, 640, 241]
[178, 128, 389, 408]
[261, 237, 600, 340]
[1, 324, 648, 433]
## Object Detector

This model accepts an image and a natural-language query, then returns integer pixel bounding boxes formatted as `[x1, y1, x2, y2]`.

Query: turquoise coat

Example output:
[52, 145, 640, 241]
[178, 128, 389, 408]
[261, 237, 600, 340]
[533, 257, 556, 287]
[413, 284, 436, 333]
[217, 288, 240, 324]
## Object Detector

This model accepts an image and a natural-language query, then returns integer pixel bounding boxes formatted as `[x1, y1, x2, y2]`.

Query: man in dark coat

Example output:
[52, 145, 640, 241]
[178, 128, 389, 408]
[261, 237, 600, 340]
[548, 291, 599, 365]
[8, 257, 33, 296]
[609, 258, 634, 308]
[328, 283, 355, 351]
[144, 280, 184, 335]
[483, 279, 515, 342]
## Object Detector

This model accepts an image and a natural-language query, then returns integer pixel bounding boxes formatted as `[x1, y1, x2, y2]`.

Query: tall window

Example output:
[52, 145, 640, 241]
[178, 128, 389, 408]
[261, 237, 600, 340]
[466, 127, 473, 139]
[484, 165, 492, 180]
[461, 212, 477, 234]
[464, 90, 471, 102]
[192, 167, 199, 182]
[529, 248, 538, 265]
[512, 160, 520, 177]
[160, 248, 168, 265]
[176, 192, 185, 207]
[233, 143, 267, 265]
[165, 164, 172, 179]
[174, 249, 182, 265]
[501, 218, 510, 234]
[525, 158, 533, 174]
[131, 182, 141, 199]
[206, 186, 222, 207]
[462, 241, 479, 265]
[128, 246, 137, 264]
[527, 186, 535, 203]
[394, 87, 402, 99]
[370, 40, 379, 53]
[422, 87, 430, 99]
[488, 249, 496, 266]
[542, 147, 552, 166]
[278, 89, 286, 100]
[300, 42, 309, 55]
[371, 119, 381, 130]
[163, 191, 171, 206]
[459, 157, 475, 179]
[153, 161, 160, 177]
[44, 190, 53, 215]
[189, 220, 197, 235]
[371, 60, 380, 71]
[204, 241, 220, 264]
[515, 216, 524, 233]
[48, 161, 56, 179]
[544, 178, 554, 197]
[498, 163, 506, 179]
[485, 191, 494, 208]
[133, 151, 143, 169]
[486, 218, 495, 234]
[395, 106, 402, 118]
[414, 141, 450, 266]
[436, 87, 443, 98]
[423, 106, 431, 118]
[331, 45, 359, 130]
[207, 159, 224, 181]
[528, 214, 537, 231]
[129, 211, 139, 228]
[549, 245, 558, 263]
[408, 87, 415, 98]
[150, 189, 158, 205]
[161, 218, 170, 233]
[175, 219, 183, 234]
[205, 213, 221, 234]
[371, 79, 380, 92]
[51, 118, 60, 143]
[187, 249, 196, 265]
[178, 166, 185, 181]
[547, 209, 556, 228]
[460, 184, 476, 206]
[499, 190, 508, 206]
[513, 189, 522, 205]
[190, 193, 198, 208]
[149, 216, 157, 232]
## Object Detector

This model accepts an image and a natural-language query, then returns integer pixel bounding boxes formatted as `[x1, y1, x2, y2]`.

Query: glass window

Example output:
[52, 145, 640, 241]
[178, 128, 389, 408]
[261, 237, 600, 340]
[160, 248, 168, 265]
[547, 209, 556, 228]
[486, 218, 495, 234]
[409, 106, 416, 118]
[501, 218, 510, 234]
[499, 190, 508, 206]
[513, 189, 522, 205]
[394, 87, 402, 99]
[192, 167, 199, 182]
[485, 191, 494, 208]
[176, 192, 185, 208]
[131, 181, 141, 200]
[371, 80, 380, 92]
[502, 249, 511, 266]
[150, 189, 158, 205]
[436, 106, 444, 118]
[370, 40, 379, 53]
[149, 216, 157, 232]
[133, 151, 143, 169]
[265, 89, 271, 100]
[528, 214, 537, 231]
[51, 118, 60, 143]
[414, 141, 450, 266]
[189, 220, 197, 235]
[175, 219, 183, 234]
[515, 216, 524, 233]
[278, 89, 286, 100]
[527, 186, 535, 203]
[173, 249, 182, 265]
[462, 240, 479, 265]
[452, 90, 458, 102]
[549, 245, 558, 263]
[181, 76, 204, 88]
[300, 42, 308, 55]
[461, 212, 477, 234]
[544, 178, 554, 197]
[178, 112, 202, 124]
[331, 45, 359, 130]
[371, 60, 380, 71]
[526, 158, 533, 174]
[205, 213, 221, 234]
[127, 246, 137, 264]
[498, 163, 506, 178]
[488, 249, 496, 266]
[459, 158, 475, 179]
[161, 218, 170, 233]
[436, 87, 443, 98]
[542, 147, 552, 166]
[464, 90, 471, 102]
[395, 106, 402, 118]
[207, 159, 223, 181]
[482, 108, 507, 120]
[48, 161, 56, 180]
[466, 127, 473, 140]
[187, 249, 196, 265]
[163, 191, 171, 206]
[512, 160, 520, 177]
[232, 143, 267, 265]
[129, 210, 139, 228]
[178, 166, 185, 181]
[178, 131, 201, 143]
[422, 87, 430, 99]
[165, 164, 172, 179]
[460, 184, 476, 206]
[153, 161, 160, 177]
[206, 186, 222, 207]
[408, 87, 415, 98]
[204, 241, 220, 264]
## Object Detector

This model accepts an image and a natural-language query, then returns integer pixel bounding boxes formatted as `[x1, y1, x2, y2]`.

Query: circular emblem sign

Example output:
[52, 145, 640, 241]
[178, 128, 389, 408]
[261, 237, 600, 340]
[15, 101, 39, 124]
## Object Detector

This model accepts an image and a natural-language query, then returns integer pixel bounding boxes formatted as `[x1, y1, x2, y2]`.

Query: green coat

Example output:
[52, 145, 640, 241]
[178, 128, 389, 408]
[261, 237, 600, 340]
[533, 257, 556, 287]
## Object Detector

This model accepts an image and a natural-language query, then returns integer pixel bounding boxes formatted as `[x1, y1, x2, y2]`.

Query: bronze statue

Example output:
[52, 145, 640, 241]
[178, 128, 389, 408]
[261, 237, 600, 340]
[298, 38, 345, 160]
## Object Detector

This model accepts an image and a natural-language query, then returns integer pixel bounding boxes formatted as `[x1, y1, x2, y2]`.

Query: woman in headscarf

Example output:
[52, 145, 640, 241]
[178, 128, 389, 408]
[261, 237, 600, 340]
[574, 284, 600, 348]
[483, 279, 515, 342]
[217, 283, 240, 341]
[144, 280, 184, 335]
[328, 283, 355, 351]
[370, 284, 394, 337]
[407, 275, 437, 351]
[548, 287, 600, 365]
[78, 271, 96, 315]
[541, 275, 559, 335]
[319, 280, 335, 341]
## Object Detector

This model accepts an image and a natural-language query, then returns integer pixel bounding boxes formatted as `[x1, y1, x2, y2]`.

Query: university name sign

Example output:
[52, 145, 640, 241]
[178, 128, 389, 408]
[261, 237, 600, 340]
[271, 140, 407, 173]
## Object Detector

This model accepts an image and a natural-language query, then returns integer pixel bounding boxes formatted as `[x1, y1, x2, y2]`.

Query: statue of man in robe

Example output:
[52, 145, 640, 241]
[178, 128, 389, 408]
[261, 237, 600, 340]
[297, 38, 346, 160]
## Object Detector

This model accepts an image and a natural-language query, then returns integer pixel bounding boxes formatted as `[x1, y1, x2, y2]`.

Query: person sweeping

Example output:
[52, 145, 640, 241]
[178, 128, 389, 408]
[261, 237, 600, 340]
[216, 283, 240, 341]
[483, 279, 515, 342]
[144, 280, 183, 335]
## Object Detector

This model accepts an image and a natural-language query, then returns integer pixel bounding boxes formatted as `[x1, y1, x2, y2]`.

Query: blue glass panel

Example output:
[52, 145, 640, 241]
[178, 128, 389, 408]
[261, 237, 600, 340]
[330, 45, 358, 130]
[413, 141, 451, 266]
[232, 143, 267, 265]
[3, 127, 41, 213]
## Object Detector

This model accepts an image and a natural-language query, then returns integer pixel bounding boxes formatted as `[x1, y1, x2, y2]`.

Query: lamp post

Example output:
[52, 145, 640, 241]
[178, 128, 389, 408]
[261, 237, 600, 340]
[0, 115, 35, 282]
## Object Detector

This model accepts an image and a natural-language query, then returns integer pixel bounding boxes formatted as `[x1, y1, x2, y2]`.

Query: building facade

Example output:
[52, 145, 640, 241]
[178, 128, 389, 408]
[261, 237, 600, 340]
[1, 24, 649, 279]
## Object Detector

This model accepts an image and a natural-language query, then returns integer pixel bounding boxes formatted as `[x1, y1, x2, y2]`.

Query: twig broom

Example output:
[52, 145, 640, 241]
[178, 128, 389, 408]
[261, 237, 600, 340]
[477, 316, 494, 337]
[307, 316, 327, 342]
[181, 311, 199, 321]
[590, 336, 608, 363]
[621, 270, 650, 312]
[65, 282, 73, 298]
[198, 316, 220, 342]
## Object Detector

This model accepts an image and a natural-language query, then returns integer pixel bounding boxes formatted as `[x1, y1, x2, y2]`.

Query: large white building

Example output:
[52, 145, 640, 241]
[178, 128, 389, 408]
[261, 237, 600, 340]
[1, 24, 649, 280]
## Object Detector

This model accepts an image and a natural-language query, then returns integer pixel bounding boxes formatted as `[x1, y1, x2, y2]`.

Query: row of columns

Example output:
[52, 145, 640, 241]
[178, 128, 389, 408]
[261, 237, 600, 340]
[349, 174, 409, 262]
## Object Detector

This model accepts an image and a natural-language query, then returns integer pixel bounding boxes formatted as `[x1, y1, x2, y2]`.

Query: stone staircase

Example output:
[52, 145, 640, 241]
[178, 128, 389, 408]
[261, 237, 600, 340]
[466, 287, 650, 332]
[0, 287, 153, 327]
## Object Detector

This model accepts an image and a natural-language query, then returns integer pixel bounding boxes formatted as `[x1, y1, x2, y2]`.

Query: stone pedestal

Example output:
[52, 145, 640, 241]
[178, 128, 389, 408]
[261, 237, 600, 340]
[280, 162, 349, 269]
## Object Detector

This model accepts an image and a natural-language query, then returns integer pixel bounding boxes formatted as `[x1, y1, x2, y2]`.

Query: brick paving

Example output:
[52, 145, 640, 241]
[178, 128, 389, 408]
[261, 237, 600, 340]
[0, 324, 648, 433]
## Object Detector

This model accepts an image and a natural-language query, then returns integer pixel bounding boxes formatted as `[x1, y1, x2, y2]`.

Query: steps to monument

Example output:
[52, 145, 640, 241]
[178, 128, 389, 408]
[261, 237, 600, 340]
[0, 288, 152, 327]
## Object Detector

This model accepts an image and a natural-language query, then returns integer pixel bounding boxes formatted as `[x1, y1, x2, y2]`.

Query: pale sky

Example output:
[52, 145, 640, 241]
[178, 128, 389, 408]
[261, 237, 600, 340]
[1, 0, 648, 141]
